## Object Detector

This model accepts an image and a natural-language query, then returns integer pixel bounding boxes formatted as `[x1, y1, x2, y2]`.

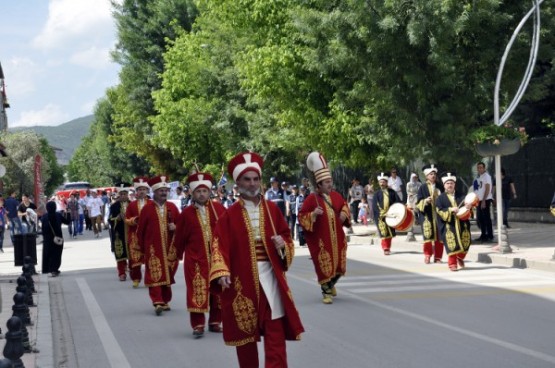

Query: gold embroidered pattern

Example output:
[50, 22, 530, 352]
[318, 240, 333, 278]
[446, 229, 456, 251]
[323, 194, 338, 273]
[192, 263, 207, 307]
[148, 245, 162, 282]
[423, 218, 432, 239]
[232, 278, 256, 334]
[115, 233, 124, 259]
[210, 237, 229, 282]
[461, 227, 471, 248]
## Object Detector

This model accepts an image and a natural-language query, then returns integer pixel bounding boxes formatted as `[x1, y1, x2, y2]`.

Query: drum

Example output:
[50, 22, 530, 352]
[464, 192, 479, 207]
[457, 207, 472, 221]
[385, 203, 415, 232]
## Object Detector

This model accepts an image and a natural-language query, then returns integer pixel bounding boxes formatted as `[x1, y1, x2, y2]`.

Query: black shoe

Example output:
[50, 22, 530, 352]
[473, 237, 484, 242]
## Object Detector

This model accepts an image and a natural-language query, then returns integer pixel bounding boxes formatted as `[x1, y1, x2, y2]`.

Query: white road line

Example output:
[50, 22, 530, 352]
[350, 279, 555, 293]
[76, 278, 131, 368]
[289, 273, 555, 365]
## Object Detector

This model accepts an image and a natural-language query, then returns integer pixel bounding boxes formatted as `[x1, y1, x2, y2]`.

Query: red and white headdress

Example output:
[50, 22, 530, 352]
[306, 152, 332, 183]
[441, 173, 457, 184]
[148, 175, 171, 191]
[133, 176, 150, 189]
[228, 152, 264, 182]
[187, 172, 213, 193]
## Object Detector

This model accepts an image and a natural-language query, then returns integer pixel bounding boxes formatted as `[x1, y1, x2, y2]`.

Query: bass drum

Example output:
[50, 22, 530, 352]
[385, 203, 415, 232]
[464, 192, 479, 207]
[457, 207, 472, 221]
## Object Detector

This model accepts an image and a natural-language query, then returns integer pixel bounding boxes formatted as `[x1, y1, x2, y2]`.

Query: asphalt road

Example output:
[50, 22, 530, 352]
[44, 240, 555, 368]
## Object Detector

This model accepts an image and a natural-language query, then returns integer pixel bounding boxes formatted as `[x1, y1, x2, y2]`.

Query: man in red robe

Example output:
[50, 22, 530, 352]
[176, 172, 226, 338]
[298, 151, 351, 305]
[125, 177, 151, 288]
[210, 152, 304, 368]
[137, 175, 180, 316]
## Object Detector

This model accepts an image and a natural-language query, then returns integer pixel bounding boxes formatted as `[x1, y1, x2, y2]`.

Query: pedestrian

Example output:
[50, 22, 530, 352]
[0, 197, 7, 252]
[358, 197, 369, 226]
[475, 162, 494, 242]
[87, 191, 104, 238]
[66, 192, 80, 239]
[364, 178, 375, 223]
[373, 172, 401, 255]
[497, 168, 517, 228]
[137, 175, 180, 315]
[299, 151, 351, 304]
[551, 193, 555, 216]
[82, 189, 92, 231]
[41, 201, 70, 277]
[175, 172, 226, 338]
[348, 178, 364, 223]
[4, 191, 22, 243]
[436, 173, 472, 271]
[210, 151, 304, 367]
[416, 165, 444, 264]
[108, 184, 132, 282]
[124, 177, 151, 288]
[286, 185, 299, 239]
[295, 185, 308, 246]
[18, 194, 38, 234]
[388, 168, 404, 202]
[265, 176, 286, 217]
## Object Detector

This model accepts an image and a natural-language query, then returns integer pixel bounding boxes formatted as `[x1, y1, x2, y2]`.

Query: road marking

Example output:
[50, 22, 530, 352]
[76, 278, 131, 368]
[290, 273, 555, 365]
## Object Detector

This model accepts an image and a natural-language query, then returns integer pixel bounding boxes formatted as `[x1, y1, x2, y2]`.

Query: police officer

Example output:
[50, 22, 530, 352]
[265, 177, 286, 217]
[286, 185, 299, 239]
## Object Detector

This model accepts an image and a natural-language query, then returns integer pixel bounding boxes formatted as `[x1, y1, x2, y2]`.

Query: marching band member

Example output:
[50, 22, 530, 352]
[125, 177, 151, 288]
[175, 171, 226, 338]
[298, 151, 351, 304]
[210, 151, 304, 368]
[372, 172, 401, 255]
[416, 164, 444, 264]
[109, 183, 132, 281]
[137, 175, 180, 315]
[436, 173, 472, 272]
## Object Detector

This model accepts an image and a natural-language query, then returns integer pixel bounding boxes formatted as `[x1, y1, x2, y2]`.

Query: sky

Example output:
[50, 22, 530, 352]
[0, 0, 120, 127]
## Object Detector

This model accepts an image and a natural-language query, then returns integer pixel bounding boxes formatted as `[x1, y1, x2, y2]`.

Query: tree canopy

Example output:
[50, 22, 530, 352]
[73, 0, 555, 182]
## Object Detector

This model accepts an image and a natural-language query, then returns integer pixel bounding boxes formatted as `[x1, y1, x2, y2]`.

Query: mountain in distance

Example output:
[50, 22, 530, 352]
[8, 114, 94, 165]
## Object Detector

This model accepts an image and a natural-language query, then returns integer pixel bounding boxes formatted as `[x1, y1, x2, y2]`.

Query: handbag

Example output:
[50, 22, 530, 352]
[49, 221, 64, 246]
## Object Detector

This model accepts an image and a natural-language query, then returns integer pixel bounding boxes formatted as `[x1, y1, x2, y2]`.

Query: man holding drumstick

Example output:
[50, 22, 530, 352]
[436, 173, 472, 272]
[372, 172, 401, 255]
[416, 164, 444, 264]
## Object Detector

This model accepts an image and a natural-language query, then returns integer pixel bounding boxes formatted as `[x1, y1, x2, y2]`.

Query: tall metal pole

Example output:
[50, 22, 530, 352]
[492, 0, 542, 253]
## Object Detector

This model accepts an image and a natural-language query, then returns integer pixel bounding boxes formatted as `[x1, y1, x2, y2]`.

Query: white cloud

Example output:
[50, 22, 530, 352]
[80, 100, 96, 115]
[4, 57, 40, 97]
[33, 0, 114, 50]
[12, 103, 70, 127]
[70, 46, 113, 69]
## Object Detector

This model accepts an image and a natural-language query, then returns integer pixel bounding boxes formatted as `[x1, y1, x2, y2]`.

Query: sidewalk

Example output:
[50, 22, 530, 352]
[348, 220, 555, 272]
[0, 221, 554, 367]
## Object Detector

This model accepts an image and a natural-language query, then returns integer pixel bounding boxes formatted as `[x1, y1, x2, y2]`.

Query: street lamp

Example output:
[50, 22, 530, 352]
[492, 0, 543, 253]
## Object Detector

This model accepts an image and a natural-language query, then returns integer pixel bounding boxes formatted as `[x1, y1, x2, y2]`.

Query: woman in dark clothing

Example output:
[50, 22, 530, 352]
[41, 201, 69, 276]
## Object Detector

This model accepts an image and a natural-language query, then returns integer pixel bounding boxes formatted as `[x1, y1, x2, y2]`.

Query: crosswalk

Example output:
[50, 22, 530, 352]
[335, 268, 555, 300]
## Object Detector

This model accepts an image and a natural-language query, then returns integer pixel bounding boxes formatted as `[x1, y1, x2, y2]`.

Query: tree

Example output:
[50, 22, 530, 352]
[67, 97, 149, 186]
[0, 131, 61, 196]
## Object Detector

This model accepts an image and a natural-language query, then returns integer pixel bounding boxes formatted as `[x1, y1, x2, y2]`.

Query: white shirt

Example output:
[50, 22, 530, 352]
[243, 199, 284, 320]
[87, 197, 104, 217]
[476, 172, 493, 200]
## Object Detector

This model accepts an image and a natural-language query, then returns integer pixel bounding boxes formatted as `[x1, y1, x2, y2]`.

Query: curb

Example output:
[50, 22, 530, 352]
[36, 274, 53, 368]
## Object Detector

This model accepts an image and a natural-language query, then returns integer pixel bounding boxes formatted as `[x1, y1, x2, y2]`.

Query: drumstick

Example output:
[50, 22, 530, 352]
[262, 198, 286, 259]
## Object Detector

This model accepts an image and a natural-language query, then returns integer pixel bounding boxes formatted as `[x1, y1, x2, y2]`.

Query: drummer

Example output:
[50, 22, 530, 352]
[372, 172, 401, 255]
[416, 164, 443, 264]
[435, 173, 472, 272]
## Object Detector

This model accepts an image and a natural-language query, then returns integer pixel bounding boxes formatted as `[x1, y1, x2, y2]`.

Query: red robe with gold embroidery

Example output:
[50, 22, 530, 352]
[137, 201, 180, 287]
[210, 198, 304, 346]
[125, 198, 150, 268]
[298, 191, 351, 284]
[176, 201, 226, 313]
